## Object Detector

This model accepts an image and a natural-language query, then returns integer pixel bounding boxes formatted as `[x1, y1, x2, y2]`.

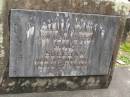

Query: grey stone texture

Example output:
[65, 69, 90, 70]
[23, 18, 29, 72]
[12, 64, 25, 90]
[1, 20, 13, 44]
[0, 0, 125, 94]
[0, 67, 130, 97]
[9, 9, 120, 77]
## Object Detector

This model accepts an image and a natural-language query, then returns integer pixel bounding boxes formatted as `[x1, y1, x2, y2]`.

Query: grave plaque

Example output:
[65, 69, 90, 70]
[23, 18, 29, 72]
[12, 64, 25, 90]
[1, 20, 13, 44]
[9, 9, 120, 77]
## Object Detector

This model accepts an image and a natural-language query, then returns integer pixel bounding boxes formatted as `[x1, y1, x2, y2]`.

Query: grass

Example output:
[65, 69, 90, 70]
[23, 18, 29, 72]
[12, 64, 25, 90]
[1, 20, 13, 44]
[120, 42, 130, 53]
[116, 40, 130, 67]
[118, 56, 130, 65]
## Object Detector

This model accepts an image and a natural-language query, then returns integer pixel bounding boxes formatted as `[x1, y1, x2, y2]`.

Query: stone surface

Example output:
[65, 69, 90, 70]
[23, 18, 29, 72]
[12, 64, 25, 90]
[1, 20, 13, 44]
[9, 9, 120, 77]
[0, 67, 130, 97]
[0, 0, 124, 94]
[66, 81, 79, 89]
[8, 82, 15, 87]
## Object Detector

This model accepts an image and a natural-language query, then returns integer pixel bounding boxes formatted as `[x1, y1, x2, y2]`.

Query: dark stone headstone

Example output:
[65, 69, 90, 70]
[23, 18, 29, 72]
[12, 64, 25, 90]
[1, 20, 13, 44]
[9, 9, 120, 77]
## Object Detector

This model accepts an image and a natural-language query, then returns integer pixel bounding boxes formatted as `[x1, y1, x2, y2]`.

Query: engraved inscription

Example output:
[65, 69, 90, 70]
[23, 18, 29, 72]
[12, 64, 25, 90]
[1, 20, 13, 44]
[9, 9, 120, 77]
